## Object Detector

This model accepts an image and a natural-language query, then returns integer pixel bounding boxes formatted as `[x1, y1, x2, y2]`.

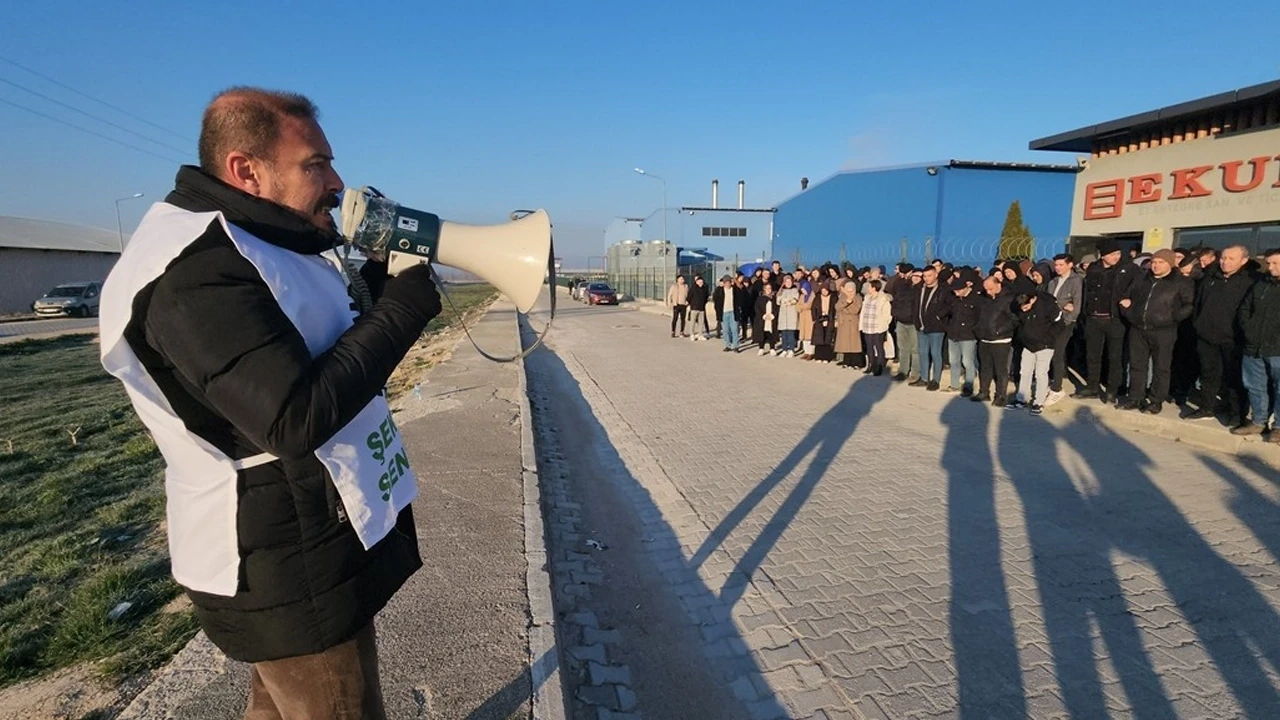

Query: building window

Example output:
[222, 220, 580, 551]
[701, 226, 748, 238]
[1176, 222, 1280, 257]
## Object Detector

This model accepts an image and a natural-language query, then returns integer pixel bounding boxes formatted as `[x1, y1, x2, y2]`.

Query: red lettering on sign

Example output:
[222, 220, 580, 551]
[1083, 180, 1123, 220]
[1220, 156, 1271, 193]
[1127, 173, 1163, 204]
[1169, 165, 1214, 199]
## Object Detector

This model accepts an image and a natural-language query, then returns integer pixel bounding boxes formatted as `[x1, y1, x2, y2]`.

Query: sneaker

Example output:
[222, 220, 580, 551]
[1232, 424, 1265, 436]
[992, 395, 1008, 408]
[1029, 404, 1044, 415]
[1072, 387, 1099, 399]
[1100, 393, 1115, 405]
[722, 347, 732, 353]
[1005, 399, 1025, 410]
[1182, 407, 1216, 420]
[1045, 390, 1066, 407]
[1116, 397, 1140, 411]
[926, 381, 940, 392]
[1268, 430, 1280, 444]
[671, 332, 677, 338]
[771, 349, 779, 356]
[892, 374, 907, 382]
[1144, 402, 1163, 415]
[960, 387, 973, 398]
[757, 348, 767, 356]
[908, 379, 927, 387]
[970, 393, 989, 403]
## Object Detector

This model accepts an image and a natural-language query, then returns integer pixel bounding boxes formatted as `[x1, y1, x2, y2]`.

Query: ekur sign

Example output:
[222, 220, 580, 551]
[1084, 155, 1280, 220]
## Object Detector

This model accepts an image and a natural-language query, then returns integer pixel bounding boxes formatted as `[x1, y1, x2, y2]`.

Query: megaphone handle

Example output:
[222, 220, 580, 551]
[429, 236, 555, 363]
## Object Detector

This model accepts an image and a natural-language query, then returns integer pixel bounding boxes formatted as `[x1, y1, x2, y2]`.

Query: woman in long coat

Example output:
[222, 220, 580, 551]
[797, 282, 815, 359]
[811, 282, 837, 363]
[834, 279, 864, 368]
[776, 275, 800, 356]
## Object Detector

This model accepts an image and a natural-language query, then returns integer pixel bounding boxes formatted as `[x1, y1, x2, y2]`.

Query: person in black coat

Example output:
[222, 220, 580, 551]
[1118, 249, 1195, 414]
[889, 264, 922, 381]
[811, 282, 838, 362]
[945, 273, 981, 395]
[1012, 279, 1063, 413]
[1186, 245, 1256, 422]
[912, 265, 952, 390]
[105, 90, 443, 714]
[1076, 237, 1140, 402]
[686, 274, 711, 338]
[753, 283, 780, 354]
[1235, 248, 1280, 436]
[973, 275, 1018, 405]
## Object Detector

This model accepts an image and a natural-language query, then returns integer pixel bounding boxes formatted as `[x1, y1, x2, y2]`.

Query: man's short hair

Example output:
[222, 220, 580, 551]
[1222, 244, 1250, 258]
[1265, 247, 1280, 259]
[1015, 293, 1034, 306]
[869, 279, 883, 291]
[1053, 253, 1073, 264]
[1199, 246, 1220, 259]
[897, 262, 914, 273]
[198, 87, 320, 176]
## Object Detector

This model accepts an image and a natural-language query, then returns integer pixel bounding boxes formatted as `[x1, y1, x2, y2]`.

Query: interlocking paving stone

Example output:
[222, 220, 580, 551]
[538, 299, 1280, 718]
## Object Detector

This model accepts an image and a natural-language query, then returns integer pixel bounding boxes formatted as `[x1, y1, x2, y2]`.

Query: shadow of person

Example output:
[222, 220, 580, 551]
[998, 406, 1175, 720]
[1202, 454, 1280, 567]
[1064, 409, 1280, 718]
[694, 376, 890, 608]
[942, 398, 1025, 718]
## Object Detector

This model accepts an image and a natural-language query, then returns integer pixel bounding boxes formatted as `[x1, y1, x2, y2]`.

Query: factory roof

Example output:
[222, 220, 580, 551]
[0, 215, 123, 254]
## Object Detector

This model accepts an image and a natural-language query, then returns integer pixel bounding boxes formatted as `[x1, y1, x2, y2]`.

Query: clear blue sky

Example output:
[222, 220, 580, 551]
[2, 0, 1278, 265]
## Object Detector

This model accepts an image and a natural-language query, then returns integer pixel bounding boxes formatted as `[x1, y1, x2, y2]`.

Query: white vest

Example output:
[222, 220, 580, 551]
[99, 203, 417, 597]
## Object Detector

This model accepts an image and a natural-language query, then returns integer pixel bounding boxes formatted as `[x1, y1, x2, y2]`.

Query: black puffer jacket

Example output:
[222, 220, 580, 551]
[890, 277, 918, 324]
[975, 291, 1018, 342]
[1240, 275, 1280, 358]
[687, 281, 710, 311]
[1123, 271, 1194, 330]
[1083, 259, 1140, 318]
[1193, 267, 1255, 345]
[945, 291, 980, 341]
[1015, 291, 1063, 352]
[123, 167, 438, 662]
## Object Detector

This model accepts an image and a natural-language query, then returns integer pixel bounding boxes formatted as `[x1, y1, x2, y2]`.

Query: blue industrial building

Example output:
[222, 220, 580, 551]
[772, 160, 1078, 269]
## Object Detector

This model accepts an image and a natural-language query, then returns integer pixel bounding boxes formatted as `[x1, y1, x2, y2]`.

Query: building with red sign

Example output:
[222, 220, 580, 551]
[1031, 79, 1280, 258]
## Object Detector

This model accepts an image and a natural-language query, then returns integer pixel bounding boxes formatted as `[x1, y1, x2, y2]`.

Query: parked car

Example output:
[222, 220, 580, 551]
[32, 281, 102, 317]
[572, 281, 591, 301]
[585, 282, 618, 306]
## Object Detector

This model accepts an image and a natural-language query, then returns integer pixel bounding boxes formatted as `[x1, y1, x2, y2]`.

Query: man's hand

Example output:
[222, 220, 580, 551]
[1119, 298, 1131, 309]
[1064, 302, 1075, 313]
[382, 264, 442, 323]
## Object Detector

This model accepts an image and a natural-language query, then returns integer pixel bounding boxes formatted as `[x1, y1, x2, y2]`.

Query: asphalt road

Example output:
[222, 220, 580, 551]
[0, 317, 99, 340]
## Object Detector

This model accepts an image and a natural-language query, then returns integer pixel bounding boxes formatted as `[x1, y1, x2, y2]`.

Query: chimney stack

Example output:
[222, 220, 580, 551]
[737, 180, 745, 209]
[711, 179, 719, 209]
[801, 177, 809, 190]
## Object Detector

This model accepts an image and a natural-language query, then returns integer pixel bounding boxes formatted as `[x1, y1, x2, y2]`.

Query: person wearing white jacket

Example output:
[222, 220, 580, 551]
[859, 279, 893, 375]
[775, 274, 801, 356]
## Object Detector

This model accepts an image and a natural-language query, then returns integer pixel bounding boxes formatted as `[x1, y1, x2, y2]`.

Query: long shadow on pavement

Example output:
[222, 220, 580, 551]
[942, 398, 1026, 719]
[691, 378, 890, 609]
[522, 335, 790, 718]
[1206, 454, 1280, 567]
[997, 405, 1174, 720]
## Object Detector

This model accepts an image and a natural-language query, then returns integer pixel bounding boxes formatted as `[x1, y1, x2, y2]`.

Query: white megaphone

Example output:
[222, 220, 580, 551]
[340, 186, 552, 314]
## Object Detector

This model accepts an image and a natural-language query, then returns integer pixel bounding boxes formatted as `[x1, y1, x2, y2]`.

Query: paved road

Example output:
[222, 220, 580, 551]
[0, 317, 98, 341]
[527, 293, 1280, 719]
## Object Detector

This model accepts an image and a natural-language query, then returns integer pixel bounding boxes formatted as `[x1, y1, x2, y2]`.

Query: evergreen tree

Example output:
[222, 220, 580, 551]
[998, 200, 1035, 260]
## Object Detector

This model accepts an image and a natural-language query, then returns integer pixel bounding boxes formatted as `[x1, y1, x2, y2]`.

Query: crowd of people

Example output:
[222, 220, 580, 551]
[663, 243, 1280, 438]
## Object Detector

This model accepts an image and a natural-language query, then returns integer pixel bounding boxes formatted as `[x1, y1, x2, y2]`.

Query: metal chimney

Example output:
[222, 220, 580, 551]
[801, 177, 809, 190]
[712, 179, 719, 209]
[737, 180, 745, 209]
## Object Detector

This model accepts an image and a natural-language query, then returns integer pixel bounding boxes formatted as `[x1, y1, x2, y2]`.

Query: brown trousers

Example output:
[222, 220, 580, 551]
[243, 622, 386, 720]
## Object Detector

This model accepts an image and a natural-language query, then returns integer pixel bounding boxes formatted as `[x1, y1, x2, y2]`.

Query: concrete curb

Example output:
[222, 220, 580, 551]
[515, 312, 569, 720]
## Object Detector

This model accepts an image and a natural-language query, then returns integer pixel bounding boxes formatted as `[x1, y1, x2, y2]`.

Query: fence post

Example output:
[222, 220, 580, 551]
[924, 236, 934, 264]
[900, 237, 908, 264]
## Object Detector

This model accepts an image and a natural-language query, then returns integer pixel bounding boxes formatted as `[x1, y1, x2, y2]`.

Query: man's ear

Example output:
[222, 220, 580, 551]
[225, 152, 264, 196]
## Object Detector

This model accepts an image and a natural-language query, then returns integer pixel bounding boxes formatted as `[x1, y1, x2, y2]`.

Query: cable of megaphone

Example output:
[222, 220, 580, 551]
[340, 186, 556, 363]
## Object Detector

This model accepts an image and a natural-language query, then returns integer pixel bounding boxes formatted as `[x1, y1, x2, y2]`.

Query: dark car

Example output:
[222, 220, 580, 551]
[585, 282, 618, 305]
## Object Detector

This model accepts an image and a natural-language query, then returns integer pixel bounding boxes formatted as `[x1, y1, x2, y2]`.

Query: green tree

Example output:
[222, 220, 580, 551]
[997, 200, 1035, 260]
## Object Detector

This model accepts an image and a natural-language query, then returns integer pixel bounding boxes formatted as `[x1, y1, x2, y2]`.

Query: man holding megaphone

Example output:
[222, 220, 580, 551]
[99, 87, 444, 719]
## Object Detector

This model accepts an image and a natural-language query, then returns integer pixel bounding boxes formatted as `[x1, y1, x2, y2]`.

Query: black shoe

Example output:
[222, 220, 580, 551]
[892, 373, 906, 382]
[1100, 393, 1115, 405]
[1144, 402, 1163, 415]
[873, 367, 884, 377]
[1072, 387, 1099, 399]
[970, 393, 989, 403]
[1138, 398, 1151, 412]
[671, 332, 677, 338]
[908, 379, 926, 387]
[993, 395, 1008, 408]
[1005, 399, 1025, 410]
[960, 387, 973, 398]
[722, 347, 732, 353]
[926, 381, 939, 391]
[1029, 404, 1044, 416]
[1182, 407, 1215, 420]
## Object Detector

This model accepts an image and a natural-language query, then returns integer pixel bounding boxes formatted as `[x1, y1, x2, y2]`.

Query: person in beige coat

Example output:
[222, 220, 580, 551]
[835, 279, 864, 368]
[797, 284, 815, 359]
[666, 276, 689, 337]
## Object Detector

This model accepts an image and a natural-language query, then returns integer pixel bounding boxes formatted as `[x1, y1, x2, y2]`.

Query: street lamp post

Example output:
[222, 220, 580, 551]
[633, 167, 667, 244]
[114, 192, 144, 252]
